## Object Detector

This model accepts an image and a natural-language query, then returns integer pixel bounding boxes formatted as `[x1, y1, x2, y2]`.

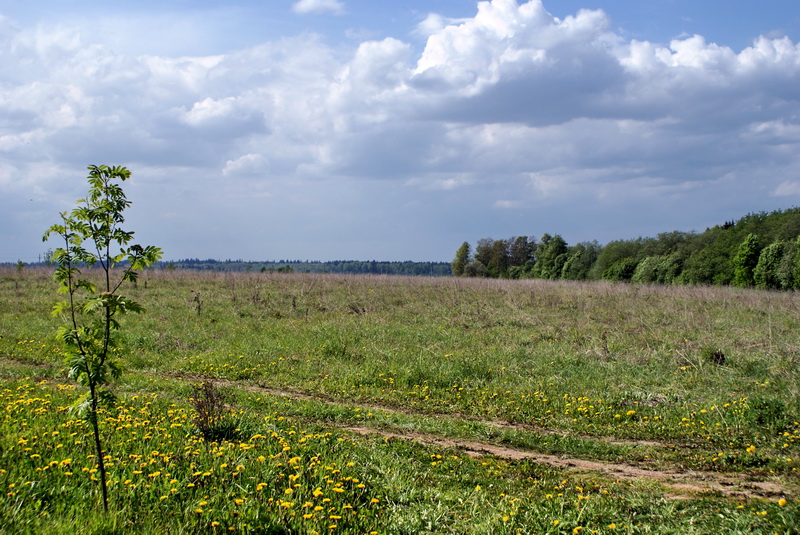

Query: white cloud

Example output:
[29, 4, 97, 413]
[222, 153, 270, 178]
[773, 181, 800, 197]
[292, 0, 344, 16]
[3, 0, 800, 261]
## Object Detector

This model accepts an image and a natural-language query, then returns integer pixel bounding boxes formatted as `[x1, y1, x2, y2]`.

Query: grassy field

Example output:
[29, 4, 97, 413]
[0, 267, 798, 533]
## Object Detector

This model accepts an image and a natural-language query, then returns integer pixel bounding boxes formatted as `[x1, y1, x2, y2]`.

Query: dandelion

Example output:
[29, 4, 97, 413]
[779, 498, 787, 507]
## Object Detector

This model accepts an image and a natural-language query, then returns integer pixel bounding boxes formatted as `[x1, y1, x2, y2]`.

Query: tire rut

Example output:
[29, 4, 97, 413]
[166, 372, 796, 501]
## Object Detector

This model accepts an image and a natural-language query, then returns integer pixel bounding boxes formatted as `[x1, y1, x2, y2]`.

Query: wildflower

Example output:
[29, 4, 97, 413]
[779, 498, 787, 507]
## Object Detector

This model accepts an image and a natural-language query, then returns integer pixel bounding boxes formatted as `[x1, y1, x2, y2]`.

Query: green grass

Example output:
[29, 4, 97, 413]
[0, 267, 798, 533]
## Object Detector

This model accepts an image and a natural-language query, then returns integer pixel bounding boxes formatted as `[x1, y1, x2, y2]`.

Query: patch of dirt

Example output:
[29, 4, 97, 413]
[342, 426, 790, 501]
[161, 372, 796, 501]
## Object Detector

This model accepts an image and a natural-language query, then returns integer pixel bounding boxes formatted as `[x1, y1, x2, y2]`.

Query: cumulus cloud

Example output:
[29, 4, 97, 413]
[3, 0, 800, 262]
[292, 0, 345, 16]
[222, 153, 270, 178]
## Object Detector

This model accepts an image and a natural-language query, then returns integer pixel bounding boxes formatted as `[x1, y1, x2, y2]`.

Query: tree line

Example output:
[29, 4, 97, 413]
[165, 258, 452, 276]
[451, 207, 800, 289]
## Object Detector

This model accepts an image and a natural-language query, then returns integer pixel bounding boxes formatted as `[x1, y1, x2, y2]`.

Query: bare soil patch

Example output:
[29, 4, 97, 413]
[166, 372, 796, 501]
[343, 426, 790, 501]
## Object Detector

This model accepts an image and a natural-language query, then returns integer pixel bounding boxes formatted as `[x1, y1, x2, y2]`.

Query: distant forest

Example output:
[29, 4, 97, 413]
[451, 207, 800, 289]
[162, 259, 452, 277]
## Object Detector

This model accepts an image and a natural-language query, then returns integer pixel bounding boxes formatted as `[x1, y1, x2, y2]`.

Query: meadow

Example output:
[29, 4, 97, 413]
[0, 267, 797, 534]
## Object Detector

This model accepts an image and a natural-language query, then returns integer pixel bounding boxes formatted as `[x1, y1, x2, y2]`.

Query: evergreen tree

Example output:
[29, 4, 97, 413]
[487, 239, 510, 277]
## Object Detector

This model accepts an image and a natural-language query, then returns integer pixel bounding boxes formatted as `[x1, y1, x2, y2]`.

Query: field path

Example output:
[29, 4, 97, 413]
[342, 426, 787, 500]
[170, 373, 797, 501]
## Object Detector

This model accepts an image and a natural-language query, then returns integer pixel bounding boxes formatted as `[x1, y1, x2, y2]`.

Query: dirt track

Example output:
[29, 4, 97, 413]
[177, 373, 798, 501]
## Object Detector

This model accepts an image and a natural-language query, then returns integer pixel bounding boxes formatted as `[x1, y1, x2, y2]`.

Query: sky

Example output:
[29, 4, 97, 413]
[2, 0, 800, 263]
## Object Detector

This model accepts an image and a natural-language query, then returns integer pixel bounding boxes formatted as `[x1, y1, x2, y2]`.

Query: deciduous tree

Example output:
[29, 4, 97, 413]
[43, 165, 162, 510]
